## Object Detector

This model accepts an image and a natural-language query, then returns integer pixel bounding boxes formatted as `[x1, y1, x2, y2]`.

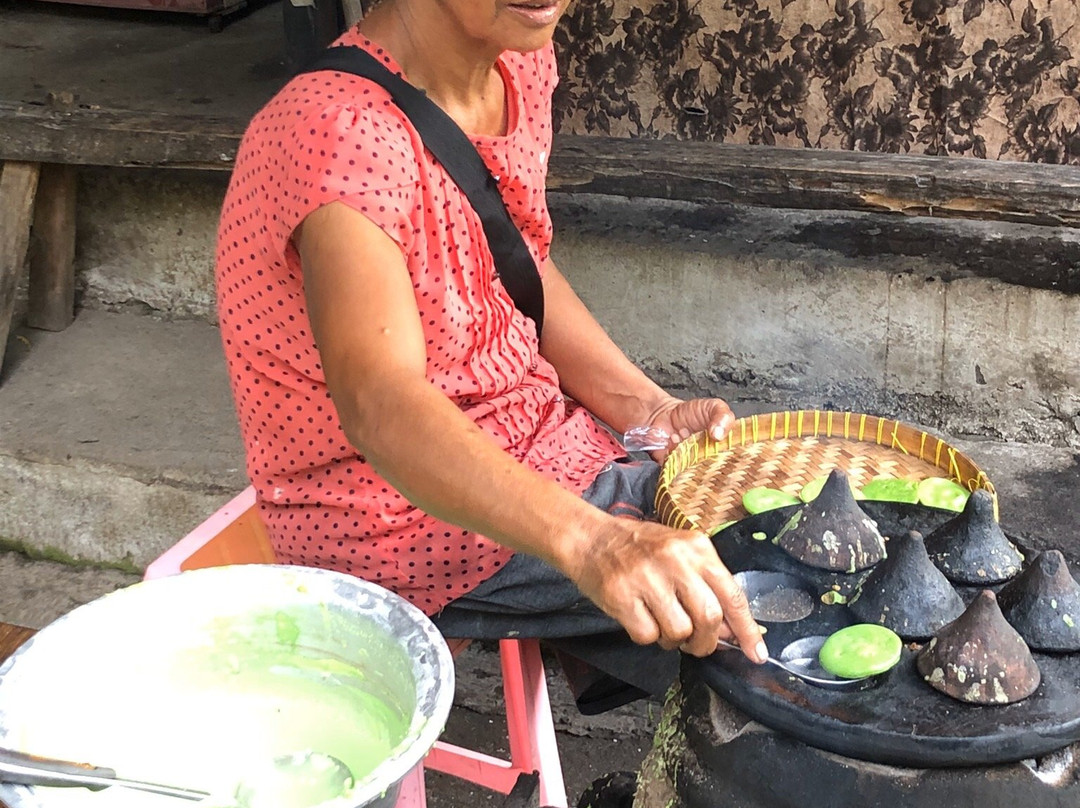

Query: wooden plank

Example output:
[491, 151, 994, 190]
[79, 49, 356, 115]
[0, 102, 239, 171]
[1, 101, 1080, 226]
[28, 164, 77, 331]
[546, 136, 1080, 228]
[0, 161, 41, 375]
[0, 621, 35, 664]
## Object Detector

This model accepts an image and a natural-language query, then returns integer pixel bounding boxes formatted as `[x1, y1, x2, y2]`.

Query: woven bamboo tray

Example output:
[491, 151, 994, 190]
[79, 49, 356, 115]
[655, 410, 996, 533]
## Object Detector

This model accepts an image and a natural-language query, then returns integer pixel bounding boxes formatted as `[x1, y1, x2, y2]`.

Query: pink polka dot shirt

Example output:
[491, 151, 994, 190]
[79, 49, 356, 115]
[215, 32, 624, 614]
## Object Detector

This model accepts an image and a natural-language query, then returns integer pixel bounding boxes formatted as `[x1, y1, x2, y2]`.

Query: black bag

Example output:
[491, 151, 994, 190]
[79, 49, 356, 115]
[303, 46, 545, 338]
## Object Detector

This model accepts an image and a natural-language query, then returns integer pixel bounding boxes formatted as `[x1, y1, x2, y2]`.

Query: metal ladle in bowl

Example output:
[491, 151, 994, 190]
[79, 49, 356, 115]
[717, 636, 878, 691]
[0, 746, 354, 805]
[0, 746, 208, 800]
[226, 749, 355, 808]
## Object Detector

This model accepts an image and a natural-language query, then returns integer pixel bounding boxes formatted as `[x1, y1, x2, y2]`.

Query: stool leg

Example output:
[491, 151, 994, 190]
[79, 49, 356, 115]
[500, 639, 568, 808]
[392, 762, 427, 808]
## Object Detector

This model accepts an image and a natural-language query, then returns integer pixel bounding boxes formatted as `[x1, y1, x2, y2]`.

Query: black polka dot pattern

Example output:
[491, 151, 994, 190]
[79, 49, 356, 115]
[215, 34, 623, 614]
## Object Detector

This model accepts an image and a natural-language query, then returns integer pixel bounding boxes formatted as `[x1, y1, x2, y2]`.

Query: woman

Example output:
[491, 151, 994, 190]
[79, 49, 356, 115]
[216, 0, 766, 712]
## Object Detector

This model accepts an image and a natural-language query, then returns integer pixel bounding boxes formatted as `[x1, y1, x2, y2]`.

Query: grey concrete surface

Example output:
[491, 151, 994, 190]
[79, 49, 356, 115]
[4, 307, 1079, 572]
[0, 309, 246, 569]
[549, 195, 1080, 451]
[0, 0, 288, 121]
[0, 549, 140, 629]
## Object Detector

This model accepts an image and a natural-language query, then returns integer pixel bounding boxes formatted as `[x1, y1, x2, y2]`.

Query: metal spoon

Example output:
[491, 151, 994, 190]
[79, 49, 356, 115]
[0, 746, 209, 800]
[716, 636, 877, 691]
[0, 748, 354, 805]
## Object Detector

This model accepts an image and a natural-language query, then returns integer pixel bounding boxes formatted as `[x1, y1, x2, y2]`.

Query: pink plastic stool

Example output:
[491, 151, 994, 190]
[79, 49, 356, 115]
[144, 486, 568, 808]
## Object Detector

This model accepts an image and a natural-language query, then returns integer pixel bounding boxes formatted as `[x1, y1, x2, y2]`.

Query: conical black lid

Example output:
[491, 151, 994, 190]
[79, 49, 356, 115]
[850, 531, 965, 640]
[998, 550, 1080, 652]
[916, 590, 1040, 704]
[924, 489, 1023, 584]
[776, 468, 886, 572]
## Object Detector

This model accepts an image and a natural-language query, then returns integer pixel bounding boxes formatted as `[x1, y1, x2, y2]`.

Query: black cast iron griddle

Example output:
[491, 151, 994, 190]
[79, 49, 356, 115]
[695, 501, 1080, 768]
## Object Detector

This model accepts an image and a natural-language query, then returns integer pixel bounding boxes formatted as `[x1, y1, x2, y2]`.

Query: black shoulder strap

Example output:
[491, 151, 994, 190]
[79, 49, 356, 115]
[303, 46, 545, 339]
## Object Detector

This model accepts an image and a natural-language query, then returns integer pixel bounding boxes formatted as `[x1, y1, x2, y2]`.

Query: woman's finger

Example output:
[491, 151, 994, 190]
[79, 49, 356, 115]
[708, 403, 735, 441]
[674, 576, 727, 657]
[645, 591, 695, 651]
[620, 597, 662, 647]
[703, 565, 767, 663]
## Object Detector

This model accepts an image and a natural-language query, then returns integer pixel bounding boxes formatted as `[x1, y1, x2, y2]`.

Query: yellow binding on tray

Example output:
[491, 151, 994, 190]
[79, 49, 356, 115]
[655, 409, 997, 533]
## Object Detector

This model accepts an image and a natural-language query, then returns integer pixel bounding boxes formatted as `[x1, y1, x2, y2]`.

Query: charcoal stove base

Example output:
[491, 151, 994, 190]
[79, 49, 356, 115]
[636, 664, 1080, 808]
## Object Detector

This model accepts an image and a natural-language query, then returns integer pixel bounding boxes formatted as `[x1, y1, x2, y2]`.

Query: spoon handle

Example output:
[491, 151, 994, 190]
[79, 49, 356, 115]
[715, 638, 787, 670]
[0, 747, 208, 800]
[715, 637, 771, 658]
[0, 746, 116, 785]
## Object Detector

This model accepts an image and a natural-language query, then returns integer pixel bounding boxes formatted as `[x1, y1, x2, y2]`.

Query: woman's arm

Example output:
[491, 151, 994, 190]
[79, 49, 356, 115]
[296, 202, 764, 662]
[297, 202, 589, 568]
[538, 256, 673, 435]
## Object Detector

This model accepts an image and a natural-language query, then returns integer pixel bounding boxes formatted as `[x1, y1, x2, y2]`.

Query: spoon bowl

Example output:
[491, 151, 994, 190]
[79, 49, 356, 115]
[716, 636, 879, 691]
[225, 750, 355, 808]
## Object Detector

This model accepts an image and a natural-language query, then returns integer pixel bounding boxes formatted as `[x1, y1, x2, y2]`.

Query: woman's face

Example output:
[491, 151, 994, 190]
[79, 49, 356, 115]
[431, 0, 573, 54]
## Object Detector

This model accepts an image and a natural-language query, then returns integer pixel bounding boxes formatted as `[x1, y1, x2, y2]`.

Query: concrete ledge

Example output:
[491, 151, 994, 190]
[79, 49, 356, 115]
[0, 308, 246, 566]
[0, 458, 237, 571]
[551, 194, 1080, 295]
[47, 168, 1080, 450]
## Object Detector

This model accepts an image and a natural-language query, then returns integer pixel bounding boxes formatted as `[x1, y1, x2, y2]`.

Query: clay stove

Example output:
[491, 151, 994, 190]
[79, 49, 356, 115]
[636, 501, 1080, 808]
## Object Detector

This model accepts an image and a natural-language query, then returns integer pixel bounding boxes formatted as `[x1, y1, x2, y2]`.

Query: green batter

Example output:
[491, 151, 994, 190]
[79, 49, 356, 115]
[11, 613, 411, 808]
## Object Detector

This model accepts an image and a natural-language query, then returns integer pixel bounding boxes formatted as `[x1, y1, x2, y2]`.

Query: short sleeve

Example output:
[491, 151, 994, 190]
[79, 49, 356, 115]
[268, 87, 421, 257]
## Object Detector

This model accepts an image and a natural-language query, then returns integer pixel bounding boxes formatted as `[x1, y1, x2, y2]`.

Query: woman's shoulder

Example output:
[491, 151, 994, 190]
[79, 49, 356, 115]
[242, 36, 419, 170]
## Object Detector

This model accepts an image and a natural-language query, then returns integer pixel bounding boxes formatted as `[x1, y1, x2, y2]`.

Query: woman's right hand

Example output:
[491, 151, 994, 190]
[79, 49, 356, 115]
[563, 517, 768, 663]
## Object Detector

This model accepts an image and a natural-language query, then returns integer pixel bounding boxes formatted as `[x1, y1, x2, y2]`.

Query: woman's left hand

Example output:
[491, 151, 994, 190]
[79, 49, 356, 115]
[642, 397, 736, 462]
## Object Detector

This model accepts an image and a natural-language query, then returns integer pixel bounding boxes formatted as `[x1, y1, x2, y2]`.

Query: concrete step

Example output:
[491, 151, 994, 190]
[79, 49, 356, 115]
[56, 167, 1080, 450]
[0, 308, 246, 571]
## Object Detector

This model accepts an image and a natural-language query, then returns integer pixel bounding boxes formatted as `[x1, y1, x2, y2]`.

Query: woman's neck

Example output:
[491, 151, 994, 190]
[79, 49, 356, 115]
[358, 0, 507, 135]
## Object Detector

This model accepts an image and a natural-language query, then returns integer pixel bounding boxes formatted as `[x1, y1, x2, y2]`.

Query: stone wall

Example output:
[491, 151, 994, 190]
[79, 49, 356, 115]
[67, 168, 1080, 448]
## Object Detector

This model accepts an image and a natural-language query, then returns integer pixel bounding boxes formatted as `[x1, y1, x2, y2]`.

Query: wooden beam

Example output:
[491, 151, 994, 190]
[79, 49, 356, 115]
[0, 161, 41, 375]
[1, 101, 1079, 226]
[0, 102, 238, 171]
[28, 164, 78, 331]
[546, 137, 1080, 228]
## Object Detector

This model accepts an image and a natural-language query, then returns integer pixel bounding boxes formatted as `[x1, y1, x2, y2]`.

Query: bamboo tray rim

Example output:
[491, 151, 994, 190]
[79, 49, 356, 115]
[655, 409, 997, 532]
